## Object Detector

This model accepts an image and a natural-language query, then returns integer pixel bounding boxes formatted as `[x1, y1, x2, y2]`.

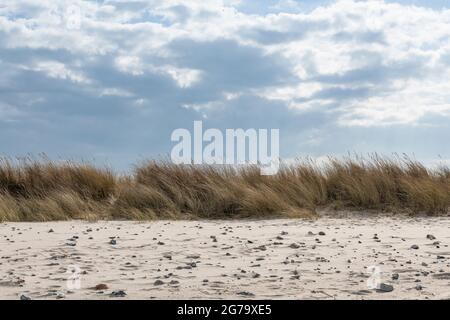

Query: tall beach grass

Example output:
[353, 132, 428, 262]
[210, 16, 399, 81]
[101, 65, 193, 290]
[0, 155, 449, 221]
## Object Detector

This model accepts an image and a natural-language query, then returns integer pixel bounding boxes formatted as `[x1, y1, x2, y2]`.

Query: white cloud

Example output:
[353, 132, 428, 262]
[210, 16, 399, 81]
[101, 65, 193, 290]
[100, 87, 134, 97]
[1, 0, 450, 138]
[115, 56, 144, 75]
[25, 61, 90, 84]
[162, 66, 202, 88]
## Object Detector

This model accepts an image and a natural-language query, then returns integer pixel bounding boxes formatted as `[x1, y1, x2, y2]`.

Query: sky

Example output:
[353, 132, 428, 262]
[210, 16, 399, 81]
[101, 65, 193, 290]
[1, 0, 450, 170]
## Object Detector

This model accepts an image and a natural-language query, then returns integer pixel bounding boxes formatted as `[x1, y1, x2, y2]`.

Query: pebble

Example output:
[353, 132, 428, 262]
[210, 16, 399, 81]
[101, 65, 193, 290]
[154, 280, 164, 286]
[19, 293, 31, 300]
[376, 283, 394, 292]
[237, 291, 255, 297]
[94, 284, 109, 290]
[56, 292, 65, 299]
[110, 290, 127, 297]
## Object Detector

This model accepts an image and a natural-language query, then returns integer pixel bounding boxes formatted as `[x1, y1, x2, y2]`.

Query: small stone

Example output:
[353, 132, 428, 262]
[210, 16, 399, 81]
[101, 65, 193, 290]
[237, 291, 255, 297]
[289, 243, 300, 249]
[376, 283, 394, 292]
[426, 234, 436, 240]
[94, 283, 109, 290]
[392, 273, 399, 280]
[411, 245, 419, 250]
[19, 293, 31, 300]
[110, 290, 126, 297]
[48, 229, 54, 233]
[415, 284, 423, 291]
[318, 231, 326, 236]
[110, 239, 117, 245]
[154, 280, 164, 286]
[56, 292, 65, 299]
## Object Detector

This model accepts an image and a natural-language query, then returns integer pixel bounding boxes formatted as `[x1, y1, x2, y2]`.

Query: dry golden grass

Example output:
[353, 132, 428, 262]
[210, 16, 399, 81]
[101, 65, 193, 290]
[0, 155, 449, 221]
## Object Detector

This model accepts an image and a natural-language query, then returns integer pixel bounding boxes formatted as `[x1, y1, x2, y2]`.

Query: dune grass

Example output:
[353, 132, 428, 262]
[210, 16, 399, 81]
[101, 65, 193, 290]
[0, 155, 449, 221]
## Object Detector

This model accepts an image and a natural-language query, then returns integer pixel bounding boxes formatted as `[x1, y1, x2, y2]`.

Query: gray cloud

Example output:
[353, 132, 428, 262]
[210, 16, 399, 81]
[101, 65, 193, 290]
[1, 0, 450, 168]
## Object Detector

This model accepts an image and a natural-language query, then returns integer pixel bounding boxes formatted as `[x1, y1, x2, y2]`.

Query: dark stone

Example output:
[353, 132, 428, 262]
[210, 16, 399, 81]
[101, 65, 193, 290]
[376, 283, 394, 292]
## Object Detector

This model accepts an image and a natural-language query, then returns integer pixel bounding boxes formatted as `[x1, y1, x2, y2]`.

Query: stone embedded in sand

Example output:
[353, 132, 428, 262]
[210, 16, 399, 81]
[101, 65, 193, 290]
[48, 229, 54, 233]
[237, 291, 255, 297]
[415, 284, 423, 291]
[392, 273, 399, 280]
[110, 290, 127, 297]
[318, 231, 326, 236]
[376, 283, 394, 292]
[289, 243, 300, 249]
[154, 280, 164, 286]
[411, 244, 419, 250]
[94, 283, 109, 290]
[19, 293, 31, 300]
[110, 239, 117, 245]
[426, 234, 436, 240]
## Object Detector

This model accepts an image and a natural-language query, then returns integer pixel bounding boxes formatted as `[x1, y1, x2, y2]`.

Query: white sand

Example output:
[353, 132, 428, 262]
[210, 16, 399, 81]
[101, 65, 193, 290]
[1, 215, 449, 300]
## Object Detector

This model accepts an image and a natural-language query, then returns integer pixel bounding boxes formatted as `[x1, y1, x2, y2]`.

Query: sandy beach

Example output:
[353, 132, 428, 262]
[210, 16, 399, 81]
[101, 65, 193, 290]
[1, 215, 449, 300]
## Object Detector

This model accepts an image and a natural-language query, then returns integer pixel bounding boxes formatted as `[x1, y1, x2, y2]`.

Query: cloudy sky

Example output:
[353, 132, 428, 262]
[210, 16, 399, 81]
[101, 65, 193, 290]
[1, 0, 450, 169]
